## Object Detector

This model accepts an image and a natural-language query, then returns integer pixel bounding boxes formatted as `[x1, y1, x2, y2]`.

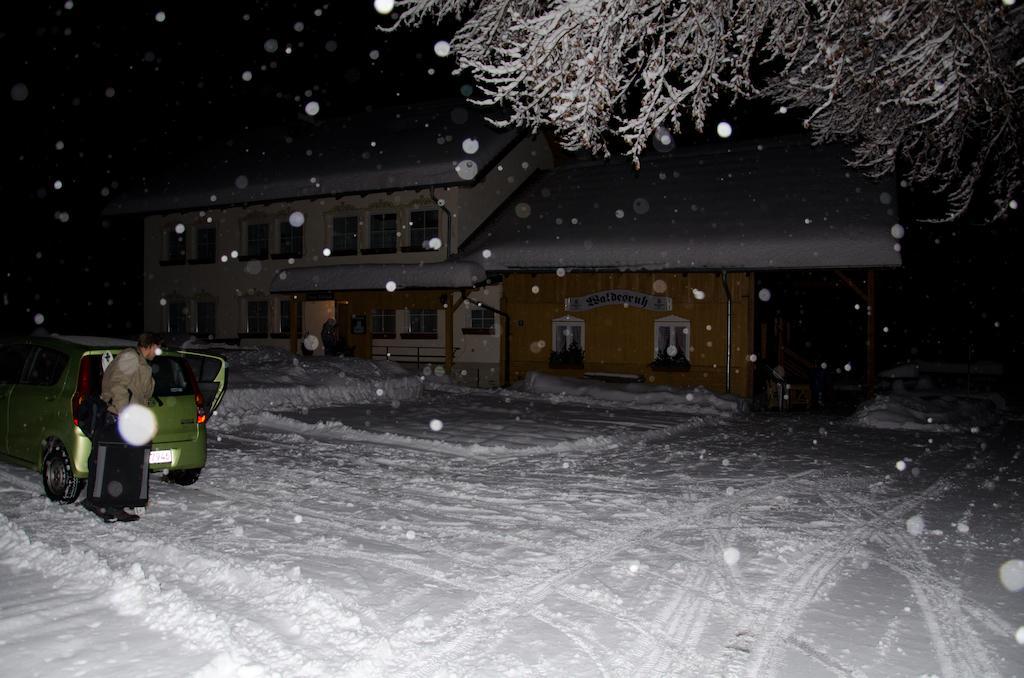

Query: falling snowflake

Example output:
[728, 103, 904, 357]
[117, 403, 158, 447]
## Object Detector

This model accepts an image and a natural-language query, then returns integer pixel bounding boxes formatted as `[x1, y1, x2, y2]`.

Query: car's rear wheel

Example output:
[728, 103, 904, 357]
[42, 440, 84, 504]
[165, 468, 202, 485]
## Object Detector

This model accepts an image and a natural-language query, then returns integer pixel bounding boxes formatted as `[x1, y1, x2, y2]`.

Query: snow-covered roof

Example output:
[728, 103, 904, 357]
[460, 137, 902, 271]
[104, 100, 522, 215]
[270, 261, 488, 293]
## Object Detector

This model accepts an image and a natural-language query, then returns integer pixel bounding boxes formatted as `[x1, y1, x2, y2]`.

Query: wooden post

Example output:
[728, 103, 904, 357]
[445, 292, 455, 375]
[867, 270, 877, 397]
[289, 297, 298, 355]
[835, 269, 877, 398]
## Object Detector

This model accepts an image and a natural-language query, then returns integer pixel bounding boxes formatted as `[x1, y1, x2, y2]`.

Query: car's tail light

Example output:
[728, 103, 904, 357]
[183, 361, 207, 425]
[71, 357, 91, 427]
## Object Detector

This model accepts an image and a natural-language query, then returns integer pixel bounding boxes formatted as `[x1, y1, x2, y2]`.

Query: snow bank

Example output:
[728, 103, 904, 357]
[518, 371, 746, 415]
[189, 344, 1010, 435]
[192, 346, 423, 421]
[852, 391, 1005, 432]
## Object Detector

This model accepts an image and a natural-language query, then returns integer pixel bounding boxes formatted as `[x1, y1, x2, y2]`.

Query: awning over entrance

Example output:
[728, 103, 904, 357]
[269, 261, 488, 293]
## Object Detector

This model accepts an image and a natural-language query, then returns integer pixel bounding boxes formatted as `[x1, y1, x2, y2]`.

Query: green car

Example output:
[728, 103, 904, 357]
[0, 335, 227, 503]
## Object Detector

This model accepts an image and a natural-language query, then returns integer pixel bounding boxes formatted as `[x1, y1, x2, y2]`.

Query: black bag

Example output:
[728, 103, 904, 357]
[75, 393, 109, 440]
[87, 440, 150, 509]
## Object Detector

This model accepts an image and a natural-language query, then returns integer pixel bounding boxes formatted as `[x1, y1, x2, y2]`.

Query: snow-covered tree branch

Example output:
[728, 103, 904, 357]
[389, 0, 1022, 222]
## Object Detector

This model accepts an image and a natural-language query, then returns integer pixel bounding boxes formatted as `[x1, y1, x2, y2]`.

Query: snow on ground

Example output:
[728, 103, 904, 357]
[1, 348, 1022, 677]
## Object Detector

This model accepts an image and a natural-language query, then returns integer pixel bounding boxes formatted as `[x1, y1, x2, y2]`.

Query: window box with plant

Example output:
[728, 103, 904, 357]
[649, 349, 691, 371]
[549, 343, 585, 369]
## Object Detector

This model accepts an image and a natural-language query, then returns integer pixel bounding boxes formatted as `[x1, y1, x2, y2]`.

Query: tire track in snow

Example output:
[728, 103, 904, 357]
[711, 476, 953, 678]
[0, 513, 357, 677]
[391, 470, 821, 678]
[825, 490, 1006, 677]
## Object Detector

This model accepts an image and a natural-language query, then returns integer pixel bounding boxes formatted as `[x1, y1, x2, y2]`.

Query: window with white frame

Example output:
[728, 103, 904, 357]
[408, 209, 440, 250]
[195, 300, 216, 337]
[470, 307, 495, 330]
[368, 212, 398, 251]
[277, 220, 303, 257]
[195, 226, 216, 262]
[245, 299, 269, 334]
[167, 300, 189, 334]
[331, 215, 358, 253]
[278, 298, 302, 334]
[407, 309, 438, 336]
[245, 223, 269, 258]
[653, 315, 691, 360]
[372, 309, 396, 336]
[552, 316, 585, 352]
[165, 226, 186, 262]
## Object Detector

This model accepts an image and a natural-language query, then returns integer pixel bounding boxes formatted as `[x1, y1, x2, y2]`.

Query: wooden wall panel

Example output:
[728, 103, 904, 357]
[504, 272, 753, 397]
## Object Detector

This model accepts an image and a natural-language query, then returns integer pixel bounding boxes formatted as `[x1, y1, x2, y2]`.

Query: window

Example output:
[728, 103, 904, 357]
[408, 209, 440, 250]
[167, 301, 189, 334]
[407, 309, 438, 336]
[23, 347, 69, 387]
[246, 300, 269, 334]
[372, 309, 396, 336]
[196, 301, 216, 337]
[0, 344, 32, 384]
[368, 212, 397, 251]
[195, 226, 216, 262]
[246, 223, 269, 258]
[550, 316, 585, 367]
[278, 220, 303, 257]
[165, 228, 186, 263]
[470, 308, 495, 329]
[150, 356, 194, 397]
[278, 299, 303, 334]
[331, 216, 358, 254]
[653, 316, 691, 361]
[552, 316, 585, 352]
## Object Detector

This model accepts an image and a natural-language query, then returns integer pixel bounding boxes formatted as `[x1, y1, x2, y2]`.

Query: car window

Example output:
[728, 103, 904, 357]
[151, 356, 194, 398]
[0, 344, 33, 385]
[23, 347, 70, 387]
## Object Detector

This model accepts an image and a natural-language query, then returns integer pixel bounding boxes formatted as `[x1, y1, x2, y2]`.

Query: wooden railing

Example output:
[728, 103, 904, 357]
[372, 344, 446, 366]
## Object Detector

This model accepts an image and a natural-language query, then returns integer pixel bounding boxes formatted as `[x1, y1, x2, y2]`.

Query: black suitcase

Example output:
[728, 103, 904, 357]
[87, 440, 150, 509]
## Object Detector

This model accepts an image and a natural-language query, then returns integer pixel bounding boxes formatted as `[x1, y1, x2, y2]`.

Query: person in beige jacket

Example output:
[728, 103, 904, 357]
[84, 333, 161, 523]
[100, 333, 160, 416]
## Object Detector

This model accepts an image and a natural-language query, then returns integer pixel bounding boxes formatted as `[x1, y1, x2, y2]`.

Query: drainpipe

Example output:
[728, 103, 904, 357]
[430, 187, 453, 258]
[721, 270, 733, 394]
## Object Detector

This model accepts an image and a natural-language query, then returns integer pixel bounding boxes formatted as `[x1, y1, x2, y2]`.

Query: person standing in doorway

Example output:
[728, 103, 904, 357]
[321, 318, 340, 356]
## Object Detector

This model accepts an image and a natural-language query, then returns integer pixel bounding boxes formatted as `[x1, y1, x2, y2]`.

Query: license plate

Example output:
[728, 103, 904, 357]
[150, 449, 173, 464]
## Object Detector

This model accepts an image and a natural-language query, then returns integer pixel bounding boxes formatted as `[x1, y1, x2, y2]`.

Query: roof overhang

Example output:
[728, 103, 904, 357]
[270, 261, 488, 294]
[460, 137, 902, 272]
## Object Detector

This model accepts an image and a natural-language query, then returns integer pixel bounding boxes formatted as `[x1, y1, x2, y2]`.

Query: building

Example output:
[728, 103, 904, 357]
[109, 104, 899, 399]
[456, 137, 901, 398]
[106, 100, 553, 388]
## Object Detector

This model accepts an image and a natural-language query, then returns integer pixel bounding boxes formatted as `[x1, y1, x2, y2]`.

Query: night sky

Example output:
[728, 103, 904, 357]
[1, 0, 460, 333]
[2, 1, 1021, 394]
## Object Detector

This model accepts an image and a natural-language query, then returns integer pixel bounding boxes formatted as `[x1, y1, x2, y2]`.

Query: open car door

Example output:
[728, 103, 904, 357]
[178, 351, 228, 413]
